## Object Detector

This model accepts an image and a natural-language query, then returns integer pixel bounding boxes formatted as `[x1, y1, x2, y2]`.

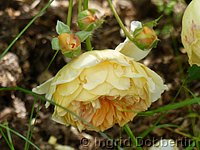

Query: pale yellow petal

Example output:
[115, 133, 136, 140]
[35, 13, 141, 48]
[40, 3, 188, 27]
[76, 89, 99, 101]
[82, 62, 108, 90]
[88, 82, 113, 95]
[115, 39, 151, 61]
[52, 65, 83, 85]
[106, 64, 130, 90]
[71, 52, 101, 69]
[57, 78, 80, 96]
[32, 77, 53, 94]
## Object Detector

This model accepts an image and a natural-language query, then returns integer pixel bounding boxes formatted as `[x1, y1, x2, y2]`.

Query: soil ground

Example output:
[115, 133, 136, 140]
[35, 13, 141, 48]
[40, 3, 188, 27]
[0, 0, 199, 150]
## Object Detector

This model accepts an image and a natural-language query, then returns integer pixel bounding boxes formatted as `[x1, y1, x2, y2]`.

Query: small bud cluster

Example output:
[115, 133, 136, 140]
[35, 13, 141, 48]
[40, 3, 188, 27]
[51, 9, 103, 58]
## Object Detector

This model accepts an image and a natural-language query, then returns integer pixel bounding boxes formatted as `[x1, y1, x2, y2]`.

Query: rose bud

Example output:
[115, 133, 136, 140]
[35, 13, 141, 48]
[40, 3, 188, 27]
[133, 26, 158, 50]
[78, 9, 101, 31]
[58, 33, 81, 54]
[116, 21, 158, 61]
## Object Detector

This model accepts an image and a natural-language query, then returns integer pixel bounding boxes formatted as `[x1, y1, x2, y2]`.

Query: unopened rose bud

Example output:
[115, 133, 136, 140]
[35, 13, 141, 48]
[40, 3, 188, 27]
[133, 26, 158, 50]
[78, 9, 100, 31]
[116, 21, 158, 61]
[58, 33, 81, 54]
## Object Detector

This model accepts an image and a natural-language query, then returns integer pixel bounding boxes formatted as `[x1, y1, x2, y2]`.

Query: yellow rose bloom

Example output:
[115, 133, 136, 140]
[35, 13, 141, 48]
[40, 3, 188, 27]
[181, 0, 200, 66]
[33, 50, 166, 131]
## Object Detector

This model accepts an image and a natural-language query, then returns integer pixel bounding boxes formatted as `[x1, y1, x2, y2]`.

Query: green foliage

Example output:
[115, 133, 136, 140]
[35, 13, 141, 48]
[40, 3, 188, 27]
[188, 65, 200, 81]
[143, 15, 163, 28]
[56, 21, 71, 35]
[63, 47, 81, 58]
[152, 0, 176, 15]
[76, 31, 92, 42]
[139, 97, 200, 116]
[51, 37, 60, 50]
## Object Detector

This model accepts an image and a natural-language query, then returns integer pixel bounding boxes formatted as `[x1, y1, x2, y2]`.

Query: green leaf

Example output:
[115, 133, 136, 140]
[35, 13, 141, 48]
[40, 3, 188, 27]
[56, 20, 70, 34]
[76, 31, 92, 42]
[64, 47, 81, 58]
[188, 65, 200, 81]
[51, 37, 60, 50]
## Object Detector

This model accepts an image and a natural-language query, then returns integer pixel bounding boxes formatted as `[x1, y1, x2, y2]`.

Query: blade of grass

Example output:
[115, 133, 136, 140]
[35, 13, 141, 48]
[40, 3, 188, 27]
[123, 124, 142, 150]
[139, 124, 178, 140]
[138, 115, 165, 139]
[24, 97, 37, 150]
[183, 86, 197, 98]
[165, 127, 200, 141]
[185, 141, 196, 150]
[0, 124, 40, 150]
[139, 97, 200, 116]
[45, 49, 59, 71]
[0, 128, 14, 150]
[5, 123, 15, 150]
[0, 0, 54, 61]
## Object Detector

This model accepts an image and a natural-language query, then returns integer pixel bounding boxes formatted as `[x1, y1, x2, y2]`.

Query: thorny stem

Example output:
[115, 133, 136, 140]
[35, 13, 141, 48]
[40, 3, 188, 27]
[83, 0, 93, 51]
[107, 0, 133, 41]
[0, 0, 54, 61]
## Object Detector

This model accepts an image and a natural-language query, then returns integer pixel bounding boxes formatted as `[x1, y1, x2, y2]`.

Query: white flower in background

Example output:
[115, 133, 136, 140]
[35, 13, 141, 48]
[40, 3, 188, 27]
[181, 0, 200, 66]
[149, 139, 179, 150]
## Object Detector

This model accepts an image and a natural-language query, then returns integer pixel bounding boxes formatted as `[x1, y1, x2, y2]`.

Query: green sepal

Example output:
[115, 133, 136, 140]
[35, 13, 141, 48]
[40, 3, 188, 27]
[63, 46, 81, 58]
[76, 31, 92, 42]
[143, 15, 163, 28]
[51, 37, 60, 50]
[85, 19, 104, 31]
[56, 20, 71, 35]
[188, 65, 200, 82]
[132, 27, 143, 37]
[131, 37, 159, 51]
